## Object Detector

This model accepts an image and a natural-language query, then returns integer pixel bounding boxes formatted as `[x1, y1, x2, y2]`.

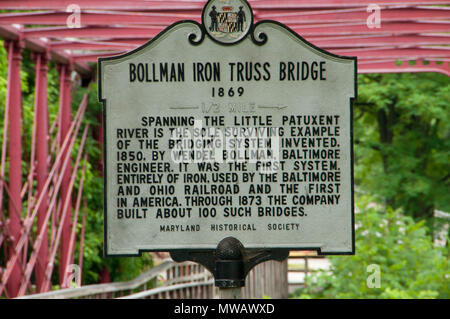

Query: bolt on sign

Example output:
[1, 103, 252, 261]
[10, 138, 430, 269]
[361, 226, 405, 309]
[98, 0, 357, 256]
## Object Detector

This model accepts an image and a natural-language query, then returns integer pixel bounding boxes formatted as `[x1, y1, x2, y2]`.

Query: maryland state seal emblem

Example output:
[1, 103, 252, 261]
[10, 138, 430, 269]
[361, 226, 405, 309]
[202, 0, 253, 44]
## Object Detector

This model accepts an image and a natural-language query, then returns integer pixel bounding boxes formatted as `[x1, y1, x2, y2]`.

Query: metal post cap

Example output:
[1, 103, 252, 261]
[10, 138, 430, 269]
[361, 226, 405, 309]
[216, 237, 244, 260]
[215, 237, 245, 288]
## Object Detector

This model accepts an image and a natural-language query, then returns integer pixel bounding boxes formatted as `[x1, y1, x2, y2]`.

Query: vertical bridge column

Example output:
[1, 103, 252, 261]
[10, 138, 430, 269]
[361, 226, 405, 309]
[57, 63, 73, 287]
[4, 40, 23, 298]
[33, 51, 49, 293]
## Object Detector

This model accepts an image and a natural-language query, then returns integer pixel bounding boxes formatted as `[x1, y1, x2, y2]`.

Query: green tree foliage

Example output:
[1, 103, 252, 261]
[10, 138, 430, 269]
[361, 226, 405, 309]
[354, 73, 450, 223]
[293, 72, 450, 299]
[295, 196, 449, 299]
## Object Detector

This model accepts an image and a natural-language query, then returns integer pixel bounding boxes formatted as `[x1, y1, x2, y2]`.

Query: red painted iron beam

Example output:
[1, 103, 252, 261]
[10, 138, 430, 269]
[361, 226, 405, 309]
[251, 0, 450, 10]
[0, 8, 448, 26]
[258, 7, 450, 24]
[0, 26, 92, 77]
[358, 59, 450, 75]
[62, 153, 87, 289]
[44, 124, 89, 292]
[332, 47, 450, 59]
[57, 64, 73, 287]
[0, 1, 204, 11]
[33, 52, 50, 293]
[70, 38, 148, 46]
[22, 22, 450, 40]
[0, 0, 448, 10]
[73, 52, 125, 63]
[72, 47, 450, 63]
[290, 21, 450, 36]
[23, 26, 165, 39]
[307, 35, 450, 48]
[0, 11, 200, 26]
[59, 34, 450, 51]
[51, 40, 139, 51]
[4, 40, 23, 299]
[0, 99, 87, 297]
[15, 101, 88, 296]
[77, 203, 87, 288]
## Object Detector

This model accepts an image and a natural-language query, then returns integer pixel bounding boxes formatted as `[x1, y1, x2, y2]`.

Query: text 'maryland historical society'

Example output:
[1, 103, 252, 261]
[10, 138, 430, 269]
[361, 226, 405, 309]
[99, 0, 356, 256]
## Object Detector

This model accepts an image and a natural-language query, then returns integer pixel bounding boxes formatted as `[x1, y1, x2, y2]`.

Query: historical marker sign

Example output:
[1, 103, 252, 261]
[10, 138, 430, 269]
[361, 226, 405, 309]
[98, 0, 356, 256]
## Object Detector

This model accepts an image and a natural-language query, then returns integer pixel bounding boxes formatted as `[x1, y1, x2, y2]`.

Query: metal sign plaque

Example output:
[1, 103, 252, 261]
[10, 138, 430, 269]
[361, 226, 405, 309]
[98, 0, 356, 256]
[202, 0, 252, 44]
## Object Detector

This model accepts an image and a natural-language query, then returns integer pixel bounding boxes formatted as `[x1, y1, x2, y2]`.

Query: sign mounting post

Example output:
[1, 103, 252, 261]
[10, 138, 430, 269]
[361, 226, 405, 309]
[98, 0, 357, 292]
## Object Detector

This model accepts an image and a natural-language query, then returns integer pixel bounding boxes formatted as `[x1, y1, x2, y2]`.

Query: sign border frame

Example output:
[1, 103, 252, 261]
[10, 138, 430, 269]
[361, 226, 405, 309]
[98, 18, 358, 258]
